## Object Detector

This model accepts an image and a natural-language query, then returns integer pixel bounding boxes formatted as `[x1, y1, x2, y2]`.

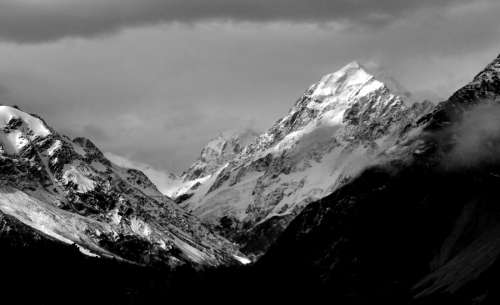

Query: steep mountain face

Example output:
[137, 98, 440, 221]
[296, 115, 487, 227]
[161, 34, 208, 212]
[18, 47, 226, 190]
[175, 62, 433, 256]
[0, 105, 245, 267]
[183, 130, 259, 182]
[165, 129, 258, 199]
[423, 54, 500, 130]
[257, 54, 500, 304]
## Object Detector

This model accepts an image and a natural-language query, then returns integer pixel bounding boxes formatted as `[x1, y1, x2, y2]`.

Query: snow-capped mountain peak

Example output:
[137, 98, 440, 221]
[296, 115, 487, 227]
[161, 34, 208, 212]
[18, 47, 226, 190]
[183, 129, 259, 181]
[308, 61, 372, 98]
[173, 61, 433, 256]
[308, 61, 412, 103]
[247, 61, 417, 155]
[423, 54, 500, 130]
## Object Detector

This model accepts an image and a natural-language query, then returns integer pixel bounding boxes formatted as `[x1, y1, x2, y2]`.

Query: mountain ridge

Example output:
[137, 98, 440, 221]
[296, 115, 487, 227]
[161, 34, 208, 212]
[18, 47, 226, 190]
[255, 52, 500, 304]
[169, 61, 434, 256]
[0, 105, 246, 266]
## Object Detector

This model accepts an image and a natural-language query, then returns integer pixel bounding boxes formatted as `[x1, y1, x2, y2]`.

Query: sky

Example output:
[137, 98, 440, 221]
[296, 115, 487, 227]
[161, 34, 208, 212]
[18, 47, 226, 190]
[0, 0, 499, 175]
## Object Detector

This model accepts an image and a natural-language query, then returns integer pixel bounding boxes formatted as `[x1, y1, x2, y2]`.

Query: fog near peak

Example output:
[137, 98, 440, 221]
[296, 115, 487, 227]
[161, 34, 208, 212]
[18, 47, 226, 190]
[446, 100, 500, 167]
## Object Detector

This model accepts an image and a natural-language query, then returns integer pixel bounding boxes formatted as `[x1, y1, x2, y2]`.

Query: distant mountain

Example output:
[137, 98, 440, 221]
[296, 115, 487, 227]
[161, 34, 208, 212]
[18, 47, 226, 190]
[184, 129, 259, 181]
[170, 61, 433, 256]
[0, 105, 246, 267]
[256, 54, 500, 304]
[164, 129, 259, 199]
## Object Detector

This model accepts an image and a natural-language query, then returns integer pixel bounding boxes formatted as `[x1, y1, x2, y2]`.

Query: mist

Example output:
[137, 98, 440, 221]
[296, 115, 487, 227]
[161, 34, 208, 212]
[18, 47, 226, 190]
[446, 100, 500, 166]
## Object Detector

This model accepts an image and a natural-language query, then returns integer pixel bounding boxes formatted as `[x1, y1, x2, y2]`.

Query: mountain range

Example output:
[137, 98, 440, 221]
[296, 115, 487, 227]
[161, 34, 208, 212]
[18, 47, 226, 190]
[168, 61, 433, 257]
[0, 106, 247, 267]
[1, 53, 500, 304]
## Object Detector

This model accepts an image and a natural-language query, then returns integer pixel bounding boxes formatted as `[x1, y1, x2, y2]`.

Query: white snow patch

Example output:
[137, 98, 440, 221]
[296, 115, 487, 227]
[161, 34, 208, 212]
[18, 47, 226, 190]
[166, 174, 212, 198]
[62, 164, 96, 193]
[233, 255, 252, 265]
[310, 61, 373, 98]
[108, 208, 122, 225]
[173, 238, 211, 264]
[105, 152, 177, 196]
[0, 106, 51, 154]
[0, 189, 79, 245]
[46, 140, 62, 156]
[76, 244, 100, 258]
[130, 218, 152, 238]
[358, 79, 384, 97]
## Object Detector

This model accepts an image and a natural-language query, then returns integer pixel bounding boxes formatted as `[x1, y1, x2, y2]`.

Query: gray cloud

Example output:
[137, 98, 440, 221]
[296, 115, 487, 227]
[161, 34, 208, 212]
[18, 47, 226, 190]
[446, 101, 500, 168]
[104, 152, 178, 195]
[82, 125, 111, 142]
[0, 0, 468, 43]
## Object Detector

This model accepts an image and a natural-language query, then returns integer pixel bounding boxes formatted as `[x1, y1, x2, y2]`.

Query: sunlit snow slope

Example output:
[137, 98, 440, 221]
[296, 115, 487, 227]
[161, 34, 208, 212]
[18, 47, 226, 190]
[171, 62, 434, 255]
[0, 105, 245, 266]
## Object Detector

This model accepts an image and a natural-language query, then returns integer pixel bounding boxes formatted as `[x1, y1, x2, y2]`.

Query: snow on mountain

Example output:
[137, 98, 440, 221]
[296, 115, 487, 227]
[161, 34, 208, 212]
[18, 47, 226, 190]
[0, 106, 51, 154]
[104, 152, 180, 197]
[165, 129, 259, 199]
[173, 62, 434, 256]
[0, 105, 245, 266]
[422, 54, 500, 130]
[183, 129, 259, 181]
[255, 53, 500, 304]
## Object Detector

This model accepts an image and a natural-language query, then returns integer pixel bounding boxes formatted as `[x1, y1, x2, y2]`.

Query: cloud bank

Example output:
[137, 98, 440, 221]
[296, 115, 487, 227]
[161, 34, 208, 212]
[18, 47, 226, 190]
[0, 0, 468, 42]
[447, 101, 500, 167]
[105, 152, 180, 196]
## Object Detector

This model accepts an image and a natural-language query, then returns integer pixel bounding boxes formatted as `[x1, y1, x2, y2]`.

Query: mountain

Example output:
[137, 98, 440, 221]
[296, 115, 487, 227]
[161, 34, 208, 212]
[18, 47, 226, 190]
[165, 129, 259, 199]
[183, 129, 259, 181]
[4, 54, 500, 304]
[0, 105, 247, 267]
[172, 61, 434, 256]
[255, 54, 500, 303]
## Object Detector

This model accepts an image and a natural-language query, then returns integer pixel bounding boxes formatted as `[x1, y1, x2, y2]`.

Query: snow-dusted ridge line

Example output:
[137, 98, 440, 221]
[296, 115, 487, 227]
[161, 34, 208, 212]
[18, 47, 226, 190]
[173, 61, 433, 255]
[0, 105, 247, 266]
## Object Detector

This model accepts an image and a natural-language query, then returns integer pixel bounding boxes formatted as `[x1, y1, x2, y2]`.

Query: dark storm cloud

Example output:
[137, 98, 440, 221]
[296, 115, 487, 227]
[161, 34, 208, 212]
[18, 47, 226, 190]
[0, 0, 468, 42]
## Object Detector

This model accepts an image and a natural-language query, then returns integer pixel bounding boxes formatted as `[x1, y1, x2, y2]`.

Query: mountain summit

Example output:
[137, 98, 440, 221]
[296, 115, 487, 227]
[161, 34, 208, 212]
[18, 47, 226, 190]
[169, 62, 433, 256]
[256, 52, 500, 304]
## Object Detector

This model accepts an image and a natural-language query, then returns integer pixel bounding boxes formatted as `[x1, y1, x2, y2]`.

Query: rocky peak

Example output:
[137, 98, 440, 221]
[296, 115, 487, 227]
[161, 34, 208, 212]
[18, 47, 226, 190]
[308, 61, 411, 101]
[0, 106, 51, 155]
[424, 53, 500, 130]
[449, 53, 500, 104]
[183, 129, 258, 181]
[177, 61, 434, 256]
[307, 61, 370, 98]
[254, 52, 500, 304]
[248, 61, 416, 153]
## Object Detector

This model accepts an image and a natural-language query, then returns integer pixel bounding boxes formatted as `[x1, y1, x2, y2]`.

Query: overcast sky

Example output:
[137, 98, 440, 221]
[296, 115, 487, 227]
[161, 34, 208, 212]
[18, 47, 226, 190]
[0, 0, 499, 174]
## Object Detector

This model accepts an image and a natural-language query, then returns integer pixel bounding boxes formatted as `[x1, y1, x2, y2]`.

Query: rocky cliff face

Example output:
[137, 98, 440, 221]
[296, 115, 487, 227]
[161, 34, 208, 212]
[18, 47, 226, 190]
[166, 129, 259, 200]
[0, 105, 245, 267]
[183, 129, 259, 182]
[256, 54, 500, 304]
[173, 62, 434, 256]
[423, 53, 500, 130]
